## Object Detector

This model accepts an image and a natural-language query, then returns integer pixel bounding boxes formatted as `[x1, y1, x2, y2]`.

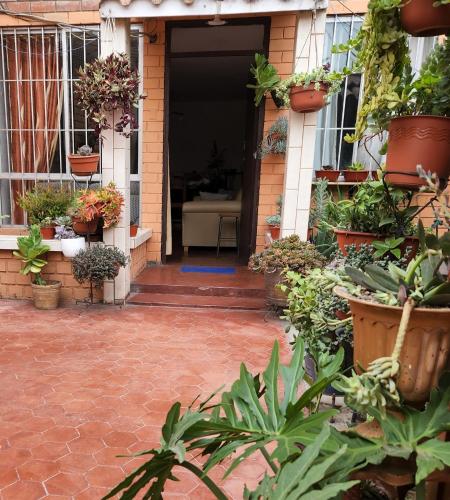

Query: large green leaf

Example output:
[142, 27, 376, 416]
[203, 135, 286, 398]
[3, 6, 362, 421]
[416, 438, 450, 484]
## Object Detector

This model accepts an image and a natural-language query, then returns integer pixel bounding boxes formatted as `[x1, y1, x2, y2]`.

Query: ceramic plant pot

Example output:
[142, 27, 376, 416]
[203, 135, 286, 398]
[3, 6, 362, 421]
[289, 82, 329, 113]
[400, 0, 450, 36]
[269, 226, 280, 240]
[40, 226, 55, 240]
[72, 217, 99, 235]
[264, 269, 288, 307]
[31, 281, 61, 310]
[130, 225, 139, 237]
[316, 170, 340, 182]
[342, 170, 369, 182]
[67, 154, 100, 177]
[60, 237, 86, 258]
[335, 287, 450, 405]
[385, 116, 450, 190]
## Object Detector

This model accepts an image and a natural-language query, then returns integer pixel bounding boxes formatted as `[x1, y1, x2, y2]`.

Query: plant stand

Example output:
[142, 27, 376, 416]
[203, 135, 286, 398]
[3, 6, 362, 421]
[70, 171, 96, 190]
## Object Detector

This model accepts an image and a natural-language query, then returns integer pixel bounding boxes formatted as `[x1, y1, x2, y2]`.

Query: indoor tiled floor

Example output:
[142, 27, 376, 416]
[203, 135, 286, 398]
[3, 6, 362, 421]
[0, 300, 286, 499]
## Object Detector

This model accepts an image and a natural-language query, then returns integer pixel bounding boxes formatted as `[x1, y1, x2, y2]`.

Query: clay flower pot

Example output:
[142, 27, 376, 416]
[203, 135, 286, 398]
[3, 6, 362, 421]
[130, 224, 139, 237]
[289, 82, 329, 113]
[385, 116, 450, 190]
[268, 225, 280, 240]
[31, 281, 61, 310]
[342, 170, 369, 183]
[316, 170, 340, 182]
[335, 287, 450, 405]
[264, 269, 288, 307]
[72, 217, 98, 235]
[67, 153, 100, 177]
[400, 0, 450, 36]
[40, 226, 55, 240]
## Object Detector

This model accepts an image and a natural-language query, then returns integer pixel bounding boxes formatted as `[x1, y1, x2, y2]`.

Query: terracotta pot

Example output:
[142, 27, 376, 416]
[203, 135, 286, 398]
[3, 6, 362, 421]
[334, 229, 419, 259]
[385, 116, 450, 190]
[400, 0, 450, 36]
[31, 281, 61, 310]
[335, 287, 450, 405]
[72, 217, 98, 235]
[335, 309, 351, 320]
[130, 224, 138, 237]
[315, 170, 340, 182]
[40, 226, 55, 240]
[289, 82, 329, 113]
[342, 170, 369, 182]
[67, 153, 100, 177]
[264, 269, 288, 307]
[269, 225, 280, 240]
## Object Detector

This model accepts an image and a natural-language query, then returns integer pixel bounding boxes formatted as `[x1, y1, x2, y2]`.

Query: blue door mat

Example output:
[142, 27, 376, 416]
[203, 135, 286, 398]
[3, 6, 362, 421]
[180, 265, 236, 275]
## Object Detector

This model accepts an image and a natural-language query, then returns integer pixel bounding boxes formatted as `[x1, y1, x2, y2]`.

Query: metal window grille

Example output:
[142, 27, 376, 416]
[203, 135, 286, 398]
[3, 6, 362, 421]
[0, 25, 143, 226]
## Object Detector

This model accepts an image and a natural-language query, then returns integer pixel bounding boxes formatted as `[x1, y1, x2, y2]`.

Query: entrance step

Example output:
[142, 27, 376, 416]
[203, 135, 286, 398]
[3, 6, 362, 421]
[130, 282, 266, 298]
[128, 292, 266, 310]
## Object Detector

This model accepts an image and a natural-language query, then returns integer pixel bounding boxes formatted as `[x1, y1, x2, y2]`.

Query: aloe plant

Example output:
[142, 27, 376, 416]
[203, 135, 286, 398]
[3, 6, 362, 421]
[13, 225, 50, 285]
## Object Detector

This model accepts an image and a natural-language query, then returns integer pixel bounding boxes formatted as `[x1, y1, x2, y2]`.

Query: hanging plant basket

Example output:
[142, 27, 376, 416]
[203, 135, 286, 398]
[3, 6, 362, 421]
[67, 153, 100, 177]
[400, 0, 450, 36]
[289, 82, 329, 113]
[385, 116, 450, 190]
[335, 287, 450, 406]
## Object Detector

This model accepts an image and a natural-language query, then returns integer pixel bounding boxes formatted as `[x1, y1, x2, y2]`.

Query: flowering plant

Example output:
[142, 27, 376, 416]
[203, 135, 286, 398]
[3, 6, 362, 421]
[74, 53, 145, 137]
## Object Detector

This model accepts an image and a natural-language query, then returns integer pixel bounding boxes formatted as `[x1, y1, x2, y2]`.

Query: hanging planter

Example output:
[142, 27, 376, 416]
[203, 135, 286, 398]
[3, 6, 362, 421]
[68, 145, 99, 177]
[385, 116, 450, 190]
[289, 82, 330, 113]
[400, 0, 450, 36]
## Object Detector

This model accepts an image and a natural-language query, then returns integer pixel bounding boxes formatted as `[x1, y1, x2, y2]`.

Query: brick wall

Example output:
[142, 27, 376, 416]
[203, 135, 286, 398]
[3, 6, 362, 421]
[130, 242, 148, 280]
[1, 1, 99, 13]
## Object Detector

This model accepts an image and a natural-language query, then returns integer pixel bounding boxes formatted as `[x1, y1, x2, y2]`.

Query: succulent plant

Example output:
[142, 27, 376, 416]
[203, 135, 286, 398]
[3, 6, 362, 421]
[77, 145, 93, 156]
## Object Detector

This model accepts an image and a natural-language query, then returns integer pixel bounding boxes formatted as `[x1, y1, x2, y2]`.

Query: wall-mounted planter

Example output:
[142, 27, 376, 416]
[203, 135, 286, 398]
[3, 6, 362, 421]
[67, 154, 100, 177]
[335, 287, 450, 406]
[385, 115, 450, 190]
[315, 170, 340, 182]
[270, 90, 285, 109]
[289, 82, 329, 113]
[400, 0, 450, 36]
[342, 170, 369, 183]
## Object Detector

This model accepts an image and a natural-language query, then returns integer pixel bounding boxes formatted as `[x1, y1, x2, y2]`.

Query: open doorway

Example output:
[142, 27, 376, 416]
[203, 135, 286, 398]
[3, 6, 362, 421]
[163, 19, 269, 265]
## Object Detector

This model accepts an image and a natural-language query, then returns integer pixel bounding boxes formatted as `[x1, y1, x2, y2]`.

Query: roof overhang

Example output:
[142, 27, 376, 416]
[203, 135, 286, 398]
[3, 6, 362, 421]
[99, 0, 328, 19]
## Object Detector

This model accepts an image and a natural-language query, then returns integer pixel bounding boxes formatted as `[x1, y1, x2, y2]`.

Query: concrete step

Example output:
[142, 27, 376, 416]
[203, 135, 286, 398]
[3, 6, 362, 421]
[130, 282, 266, 298]
[127, 292, 266, 310]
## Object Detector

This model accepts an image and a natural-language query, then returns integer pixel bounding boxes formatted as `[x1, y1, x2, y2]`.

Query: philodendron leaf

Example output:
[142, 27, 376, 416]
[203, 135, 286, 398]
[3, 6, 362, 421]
[415, 438, 450, 484]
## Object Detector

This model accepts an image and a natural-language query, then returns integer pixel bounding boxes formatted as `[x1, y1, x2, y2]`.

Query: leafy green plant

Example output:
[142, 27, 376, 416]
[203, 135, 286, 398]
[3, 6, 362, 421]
[13, 225, 50, 285]
[275, 64, 345, 108]
[372, 236, 405, 259]
[18, 184, 74, 225]
[75, 53, 145, 137]
[72, 245, 128, 287]
[346, 162, 365, 172]
[247, 53, 281, 106]
[249, 235, 327, 274]
[257, 117, 287, 158]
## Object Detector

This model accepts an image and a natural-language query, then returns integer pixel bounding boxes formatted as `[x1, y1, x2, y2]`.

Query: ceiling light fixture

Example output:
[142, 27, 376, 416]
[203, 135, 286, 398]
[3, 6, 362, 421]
[207, 0, 227, 26]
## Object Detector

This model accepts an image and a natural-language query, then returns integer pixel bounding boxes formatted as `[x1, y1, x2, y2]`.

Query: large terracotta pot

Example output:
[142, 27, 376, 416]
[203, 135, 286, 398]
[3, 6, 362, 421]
[343, 170, 369, 183]
[72, 217, 98, 235]
[334, 229, 419, 258]
[31, 281, 61, 310]
[264, 269, 288, 307]
[315, 170, 340, 182]
[40, 226, 55, 240]
[385, 116, 450, 190]
[67, 154, 100, 177]
[400, 0, 450, 36]
[289, 82, 329, 113]
[335, 287, 450, 405]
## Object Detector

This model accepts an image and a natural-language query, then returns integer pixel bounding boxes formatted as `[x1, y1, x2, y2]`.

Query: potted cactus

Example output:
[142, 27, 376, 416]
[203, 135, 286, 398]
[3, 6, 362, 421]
[67, 145, 100, 177]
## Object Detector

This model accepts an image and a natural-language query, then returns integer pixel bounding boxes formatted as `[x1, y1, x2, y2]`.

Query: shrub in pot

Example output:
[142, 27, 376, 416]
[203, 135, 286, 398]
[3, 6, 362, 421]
[257, 117, 287, 158]
[67, 145, 100, 177]
[55, 225, 85, 258]
[13, 225, 61, 310]
[249, 235, 326, 307]
[315, 165, 340, 182]
[342, 162, 369, 183]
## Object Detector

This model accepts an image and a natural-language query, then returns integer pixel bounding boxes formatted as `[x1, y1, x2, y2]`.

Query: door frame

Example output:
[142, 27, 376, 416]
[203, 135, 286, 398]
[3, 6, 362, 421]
[161, 17, 271, 263]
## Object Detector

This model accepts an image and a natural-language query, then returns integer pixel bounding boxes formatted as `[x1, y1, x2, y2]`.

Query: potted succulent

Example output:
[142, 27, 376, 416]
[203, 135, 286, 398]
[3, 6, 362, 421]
[247, 53, 284, 108]
[55, 223, 86, 259]
[265, 215, 281, 240]
[70, 191, 100, 235]
[249, 235, 326, 306]
[400, 0, 450, 36]
[67, 145, 100, 177]
[74, 53, 145, 138]
[17, 184, 73, 233]
[275, 64, 344, 113]
[257, 117, 287, 158]
[334, 180, 418, 256]
[96, 182, 125, 229]
[315, 165, 340, 182]
[342, 162, 369, 183]
[130, 219, 139, 237]
[13, 225, 61, 310]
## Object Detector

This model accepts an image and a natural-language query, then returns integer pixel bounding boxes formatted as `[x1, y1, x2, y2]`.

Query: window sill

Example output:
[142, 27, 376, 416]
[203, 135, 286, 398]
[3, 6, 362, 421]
[130, 228, 152, 249]
[312, 181, 367, 186]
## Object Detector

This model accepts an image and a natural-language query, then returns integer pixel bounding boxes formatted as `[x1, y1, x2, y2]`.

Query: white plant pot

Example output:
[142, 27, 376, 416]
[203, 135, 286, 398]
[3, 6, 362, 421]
[61, 237, 86, 258]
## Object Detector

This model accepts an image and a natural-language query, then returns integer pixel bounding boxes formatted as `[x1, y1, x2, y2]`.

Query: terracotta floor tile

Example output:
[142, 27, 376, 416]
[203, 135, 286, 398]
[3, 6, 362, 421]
[0, 301, 284, 498]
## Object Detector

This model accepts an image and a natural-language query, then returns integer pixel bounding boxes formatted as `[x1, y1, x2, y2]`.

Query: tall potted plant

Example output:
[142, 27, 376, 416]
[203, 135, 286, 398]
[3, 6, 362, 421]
[13, 225, 61, 310]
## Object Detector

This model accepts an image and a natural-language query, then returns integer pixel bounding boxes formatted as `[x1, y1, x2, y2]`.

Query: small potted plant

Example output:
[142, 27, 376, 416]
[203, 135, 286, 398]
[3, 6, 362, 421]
[342, 162, 369, 183]
[265, 215, 281, 240]
[249, 235, 326, 307]
[315, 165, 340, 182]
[70, 191, 100, 235]
[13, 225, 61, 310]
[55, 223, 86, 259]
[67, 145, 100, 177]
[39, 217, 56, 240]
[257, 117, 287, 158]
[275, 64, 344, 113]
[400, 0, 450, 36]
[247, 53, 284, 108]
[130, 219, 139, 237]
